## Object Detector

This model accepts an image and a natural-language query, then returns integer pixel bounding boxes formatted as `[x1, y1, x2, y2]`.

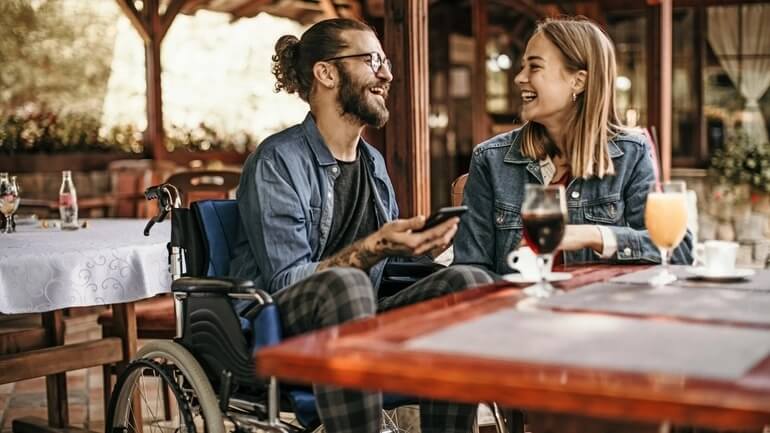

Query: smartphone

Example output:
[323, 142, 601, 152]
[415, 206, 468, 232]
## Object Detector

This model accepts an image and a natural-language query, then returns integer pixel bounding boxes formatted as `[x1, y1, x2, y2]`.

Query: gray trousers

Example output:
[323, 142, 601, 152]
[272, 265, 494, 433]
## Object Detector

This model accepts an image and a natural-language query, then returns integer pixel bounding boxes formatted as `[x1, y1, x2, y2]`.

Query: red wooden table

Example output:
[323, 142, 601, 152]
[255, 265, 770, 432]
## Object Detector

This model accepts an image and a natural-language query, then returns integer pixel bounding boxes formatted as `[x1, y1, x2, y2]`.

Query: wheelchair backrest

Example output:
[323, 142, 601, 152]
[192, 200, 240, 277]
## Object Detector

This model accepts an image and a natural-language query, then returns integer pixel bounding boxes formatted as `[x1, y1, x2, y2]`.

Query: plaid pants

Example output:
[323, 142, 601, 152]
[272, 265, 493, 433]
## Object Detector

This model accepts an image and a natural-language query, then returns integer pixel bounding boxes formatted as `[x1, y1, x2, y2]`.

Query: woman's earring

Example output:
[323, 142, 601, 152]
[572, 92, 577, 102]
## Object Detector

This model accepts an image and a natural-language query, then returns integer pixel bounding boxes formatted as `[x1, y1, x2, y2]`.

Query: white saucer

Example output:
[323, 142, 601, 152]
[685, 267, 755, 281]
[502, 272, 572, 284]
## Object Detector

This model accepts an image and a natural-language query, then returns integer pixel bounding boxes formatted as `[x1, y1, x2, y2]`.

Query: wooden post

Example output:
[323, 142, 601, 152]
[384, 0, 430, 217]
[115, 0, 185, 160]
[646, 0, 672, 180]
[145, 0, 166, 160]
[471, 0, 489, 147]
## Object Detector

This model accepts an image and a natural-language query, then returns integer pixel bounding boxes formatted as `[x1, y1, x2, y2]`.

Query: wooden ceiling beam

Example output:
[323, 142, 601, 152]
[229, 0, 274, 18]
[160, 0, 188, 39]
[115, 0, 150, 42]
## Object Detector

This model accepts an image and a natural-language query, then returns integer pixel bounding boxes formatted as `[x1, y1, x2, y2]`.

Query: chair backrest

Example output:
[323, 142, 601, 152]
[192, 200, 240, 277]
[166, 170, 240, 208]
[109, 159, 177, 218]
[451, 174, 469, 207]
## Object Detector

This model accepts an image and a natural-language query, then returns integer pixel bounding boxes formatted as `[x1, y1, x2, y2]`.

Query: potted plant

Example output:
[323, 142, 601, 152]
[709, 131, 770, 241]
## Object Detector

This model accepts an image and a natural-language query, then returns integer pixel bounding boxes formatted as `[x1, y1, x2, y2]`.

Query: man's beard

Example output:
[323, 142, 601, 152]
[337, 65, 389, 128]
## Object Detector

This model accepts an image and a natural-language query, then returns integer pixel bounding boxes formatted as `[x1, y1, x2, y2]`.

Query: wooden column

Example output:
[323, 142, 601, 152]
[471, 0, 489, 147]
[115, 0, 185, 160]
[145, 0, 166, 159]
[384, 0, 430, 217]
[646, 0, 672, 180]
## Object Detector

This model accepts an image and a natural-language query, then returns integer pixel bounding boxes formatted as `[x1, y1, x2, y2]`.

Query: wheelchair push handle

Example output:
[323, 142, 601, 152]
[143, 183, 182, 236]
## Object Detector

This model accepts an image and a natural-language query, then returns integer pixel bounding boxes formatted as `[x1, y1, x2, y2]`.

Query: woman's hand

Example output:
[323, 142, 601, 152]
[559, 225, 603, 253]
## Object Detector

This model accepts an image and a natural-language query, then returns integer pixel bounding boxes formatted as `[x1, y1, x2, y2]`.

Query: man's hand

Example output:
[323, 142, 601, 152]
[317, 215, 460, 272]
[368, 215, 459, 257]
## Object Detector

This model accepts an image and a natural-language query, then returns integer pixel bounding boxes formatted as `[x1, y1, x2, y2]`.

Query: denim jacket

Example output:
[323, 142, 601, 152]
[453, 127, 693, 275]
[229, 113, 399, 294]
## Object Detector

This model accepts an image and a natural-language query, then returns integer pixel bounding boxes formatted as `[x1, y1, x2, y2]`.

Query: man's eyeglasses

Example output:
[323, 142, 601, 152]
[322, 52, 392, 74]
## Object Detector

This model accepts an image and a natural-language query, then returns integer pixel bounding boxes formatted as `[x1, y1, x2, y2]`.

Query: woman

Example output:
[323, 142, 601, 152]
[453, 17, 693, 275]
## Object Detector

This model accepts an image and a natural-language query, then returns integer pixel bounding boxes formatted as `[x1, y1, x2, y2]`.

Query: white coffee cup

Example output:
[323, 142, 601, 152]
[506, 247, 549, 279]
[693, 240, 739, 275]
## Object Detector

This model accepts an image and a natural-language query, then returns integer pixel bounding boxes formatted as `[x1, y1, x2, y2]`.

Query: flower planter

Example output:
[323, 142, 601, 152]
[1, 152, 143, 174]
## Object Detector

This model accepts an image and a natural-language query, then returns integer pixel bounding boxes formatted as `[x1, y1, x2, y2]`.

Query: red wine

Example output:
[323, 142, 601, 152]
[522, 212, 566, 254]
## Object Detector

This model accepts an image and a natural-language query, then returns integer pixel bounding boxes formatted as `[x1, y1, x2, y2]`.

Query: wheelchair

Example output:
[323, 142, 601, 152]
[105, 183, 519, 433]
[104, 183, 441, 433]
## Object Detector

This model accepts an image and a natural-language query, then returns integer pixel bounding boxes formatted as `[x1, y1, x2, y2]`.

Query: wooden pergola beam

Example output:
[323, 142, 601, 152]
[229, 0, 273, 19]
[115, 0, 150, 42]
[116, 0, 187, 160]
[161, 0, 188, 40]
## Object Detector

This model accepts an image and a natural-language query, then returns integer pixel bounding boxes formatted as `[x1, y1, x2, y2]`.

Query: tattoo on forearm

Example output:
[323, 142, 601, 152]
[317, 238, 383, 272]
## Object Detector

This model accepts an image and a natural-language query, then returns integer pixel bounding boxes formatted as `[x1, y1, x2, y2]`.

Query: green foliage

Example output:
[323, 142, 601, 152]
[166, 123, 258, 154]
[0, 0, 118, 112]
[0, 110, 141, 154]
[0, 110, 257, 155]
[709, 132, 770, 193]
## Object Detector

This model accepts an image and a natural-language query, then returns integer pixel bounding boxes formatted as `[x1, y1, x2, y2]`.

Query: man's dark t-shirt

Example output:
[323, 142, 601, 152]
[321, 151, 379, 259]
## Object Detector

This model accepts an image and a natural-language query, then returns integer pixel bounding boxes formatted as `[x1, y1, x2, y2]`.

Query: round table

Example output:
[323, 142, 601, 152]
[0, 218, 171, 314]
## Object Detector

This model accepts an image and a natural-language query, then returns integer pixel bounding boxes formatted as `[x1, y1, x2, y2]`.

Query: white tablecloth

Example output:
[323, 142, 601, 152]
[0, 219, 172, 314]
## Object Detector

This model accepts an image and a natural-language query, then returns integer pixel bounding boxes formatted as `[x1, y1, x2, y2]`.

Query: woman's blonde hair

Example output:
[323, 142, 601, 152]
[520, 17, 623, 178]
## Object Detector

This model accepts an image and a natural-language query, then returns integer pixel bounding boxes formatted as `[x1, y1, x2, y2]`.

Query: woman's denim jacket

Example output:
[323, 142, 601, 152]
[229, 113, 398, 294]
[453, 127, 693, 275]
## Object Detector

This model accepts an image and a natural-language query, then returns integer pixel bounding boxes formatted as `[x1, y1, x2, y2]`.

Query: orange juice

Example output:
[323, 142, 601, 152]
[645, 192, 688, 249]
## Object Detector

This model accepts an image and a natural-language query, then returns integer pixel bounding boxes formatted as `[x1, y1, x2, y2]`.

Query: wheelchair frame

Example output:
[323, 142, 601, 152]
[106, 184, 300, 433]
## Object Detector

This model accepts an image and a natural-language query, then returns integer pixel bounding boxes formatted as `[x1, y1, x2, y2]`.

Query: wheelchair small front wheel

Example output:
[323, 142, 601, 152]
[106, 340, 225, 433]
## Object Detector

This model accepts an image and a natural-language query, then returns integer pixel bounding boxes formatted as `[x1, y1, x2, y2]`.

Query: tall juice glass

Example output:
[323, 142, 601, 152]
[644, 181, 688, 286]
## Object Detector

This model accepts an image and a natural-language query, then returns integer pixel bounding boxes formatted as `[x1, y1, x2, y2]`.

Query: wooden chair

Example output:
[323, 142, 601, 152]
[108, 159, 177, 218]
[451, 173, 469, 207]
[164, 169, 241, 206]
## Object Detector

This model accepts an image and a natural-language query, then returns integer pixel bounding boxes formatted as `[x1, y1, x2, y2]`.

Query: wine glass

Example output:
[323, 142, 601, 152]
[0, 174, 20, 234]
[521, 184, 567, 298]
[644, 180, 688, 286]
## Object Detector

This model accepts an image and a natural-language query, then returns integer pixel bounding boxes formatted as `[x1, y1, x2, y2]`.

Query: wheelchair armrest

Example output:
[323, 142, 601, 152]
[379, 261, 445, 298]
[383, 262, 445, 279]
[171, 276, 256, 294]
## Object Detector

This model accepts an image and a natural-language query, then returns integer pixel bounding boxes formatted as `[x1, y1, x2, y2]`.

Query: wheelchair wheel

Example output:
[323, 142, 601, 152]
[106, 340, 225, 433]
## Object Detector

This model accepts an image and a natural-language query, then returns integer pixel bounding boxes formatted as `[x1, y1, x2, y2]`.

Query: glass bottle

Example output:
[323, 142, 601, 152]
[59, 170, 79, 230]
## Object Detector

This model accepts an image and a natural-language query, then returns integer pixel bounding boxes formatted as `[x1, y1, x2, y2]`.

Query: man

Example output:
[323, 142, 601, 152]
[230, 18, 492, 433]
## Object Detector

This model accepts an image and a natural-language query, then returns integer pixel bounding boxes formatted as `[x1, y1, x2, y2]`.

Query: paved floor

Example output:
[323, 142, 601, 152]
[0, 312, 106, 433]
[0, 311, 497, 433]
